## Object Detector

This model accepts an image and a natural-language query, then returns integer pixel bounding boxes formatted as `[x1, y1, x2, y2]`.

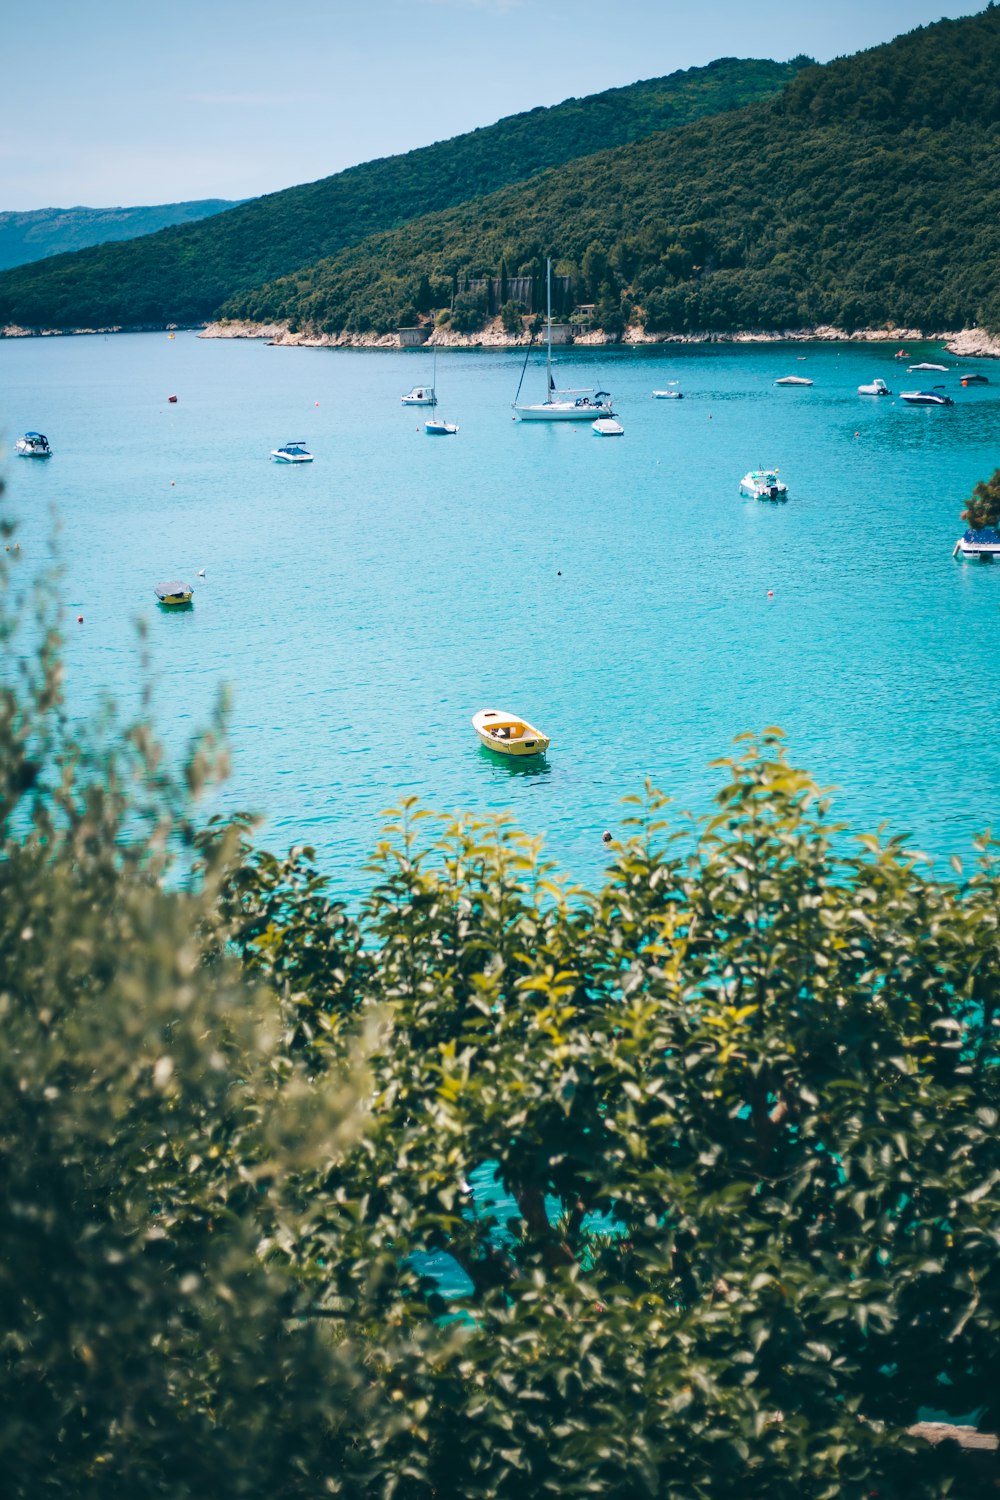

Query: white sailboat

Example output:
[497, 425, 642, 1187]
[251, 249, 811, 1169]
[513, 259, 612, 421]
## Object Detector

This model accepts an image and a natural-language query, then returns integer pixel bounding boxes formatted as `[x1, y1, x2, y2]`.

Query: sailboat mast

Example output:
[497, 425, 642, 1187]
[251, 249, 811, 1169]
[546, 257, 552, 396]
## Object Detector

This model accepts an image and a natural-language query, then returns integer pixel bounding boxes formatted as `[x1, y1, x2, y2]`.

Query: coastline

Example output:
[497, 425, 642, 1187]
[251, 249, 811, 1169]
[5, 317, 1000, 360]
[198, 318, 1000, 360]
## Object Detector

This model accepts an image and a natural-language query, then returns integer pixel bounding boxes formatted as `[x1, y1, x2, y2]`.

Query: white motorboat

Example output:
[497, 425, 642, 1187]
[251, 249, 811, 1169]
[774, 375, 813, 387]
[652, 383, 683, 398]
[514, 259, 612, 421]
[592, 418, 624, 436]
[270, 441, 314, 462]
[740, 468, 788, 501]
[858, 378, 891, 396]
[425, 418, 458, 435]
[953, 528, 1000, 561]
[402, 349, 438, 406]
[16, 431, 52, 457]
[900, 390, 954, 407]
[908, 363, 948, 372]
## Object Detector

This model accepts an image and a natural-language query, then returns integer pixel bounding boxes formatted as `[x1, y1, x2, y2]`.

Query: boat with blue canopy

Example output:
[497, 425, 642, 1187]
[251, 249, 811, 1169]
[16, 432, 52, 457]
[270, 441, 314, 463]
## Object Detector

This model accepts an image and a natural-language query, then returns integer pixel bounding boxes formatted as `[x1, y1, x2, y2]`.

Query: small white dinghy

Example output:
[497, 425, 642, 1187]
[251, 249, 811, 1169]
[858, 378, 891, 396]
[908, 363, 948, 372]
[592, 417, 624, 436]
[775, 375, 813, 387]
[652, 383, 683, 398]
[271, 441, 314, 463]
[425, 418, 459, 435]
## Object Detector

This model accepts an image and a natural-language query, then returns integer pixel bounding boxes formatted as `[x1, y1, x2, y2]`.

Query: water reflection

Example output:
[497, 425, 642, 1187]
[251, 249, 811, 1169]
[477, 744, 553, 778]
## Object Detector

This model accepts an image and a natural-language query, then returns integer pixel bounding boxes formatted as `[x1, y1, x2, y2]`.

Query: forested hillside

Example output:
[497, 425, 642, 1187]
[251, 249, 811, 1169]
[0, 200, 239, 273]
[0, 58, 804, 331]
[218, 7, 1000, 339]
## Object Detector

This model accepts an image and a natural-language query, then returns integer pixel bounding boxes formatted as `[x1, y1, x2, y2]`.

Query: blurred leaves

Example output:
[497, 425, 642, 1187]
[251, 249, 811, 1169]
[2, 524, 999, 1497]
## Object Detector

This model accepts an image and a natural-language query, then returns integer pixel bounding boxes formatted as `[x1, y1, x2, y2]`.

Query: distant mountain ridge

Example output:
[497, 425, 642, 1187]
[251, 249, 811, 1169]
[0, 200, 241, 273]
[0, 57, 806, 331]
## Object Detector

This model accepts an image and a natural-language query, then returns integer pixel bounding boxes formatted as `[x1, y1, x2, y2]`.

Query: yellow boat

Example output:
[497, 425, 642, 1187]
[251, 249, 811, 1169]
[472, 707, 550, 758]
[154, 580, 193, 607]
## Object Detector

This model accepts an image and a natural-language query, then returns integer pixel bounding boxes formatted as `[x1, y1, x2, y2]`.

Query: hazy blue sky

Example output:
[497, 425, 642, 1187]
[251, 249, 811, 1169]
[3, 0, 984, 209]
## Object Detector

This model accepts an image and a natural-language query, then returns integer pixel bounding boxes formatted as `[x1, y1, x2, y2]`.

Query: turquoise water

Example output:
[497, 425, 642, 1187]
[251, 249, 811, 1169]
[3, 331, 999, 896]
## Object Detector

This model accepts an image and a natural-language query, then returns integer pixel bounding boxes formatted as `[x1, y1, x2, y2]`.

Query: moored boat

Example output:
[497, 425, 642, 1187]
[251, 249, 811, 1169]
[15, 431, 52, 457]
[425, 418, 458, 435]
[900, 390, 954, 406]
[775, 375, 813, 387]
[953, 528, 1000, 561]
[473, 708, 549, 758]
[514, 259, 612, 421]
[908, 362, 948, 372]
[858, 378, 891, 396]
[740, 468, 788, 501]
[592, 417, 624, 436]
[402, 349, 438, 406]
[154, 581, 193, 607]
[961, 373, 989, 386]
[652, 384, 683, 398]
[271, 441, 314, 462]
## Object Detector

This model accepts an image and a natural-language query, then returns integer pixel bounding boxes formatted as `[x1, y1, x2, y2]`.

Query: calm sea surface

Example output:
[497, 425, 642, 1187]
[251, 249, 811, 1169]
[3, 331, 999, 897]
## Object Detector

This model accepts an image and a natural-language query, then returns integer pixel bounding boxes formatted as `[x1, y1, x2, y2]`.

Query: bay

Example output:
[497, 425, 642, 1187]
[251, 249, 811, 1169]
[3, 331, 999, 900]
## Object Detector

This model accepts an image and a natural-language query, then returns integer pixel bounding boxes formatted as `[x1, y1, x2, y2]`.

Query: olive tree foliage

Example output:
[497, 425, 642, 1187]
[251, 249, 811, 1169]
[231, 747, 1000, 1499]
[4, 506, 1000, 1500]
[0, 526, 376, 1500]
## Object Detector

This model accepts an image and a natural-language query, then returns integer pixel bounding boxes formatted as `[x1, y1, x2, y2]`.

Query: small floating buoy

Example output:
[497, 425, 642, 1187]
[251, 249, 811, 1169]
[767, 590, 774, 598]
[77, 615, 83, 623]
[854, 431, 860, 438]
[171, 481, 175, 486]
[557, 570, 562, 576]
[602, 831, 612, 845]
[315, 401, 319, 406]
[168, 394, 178, 403]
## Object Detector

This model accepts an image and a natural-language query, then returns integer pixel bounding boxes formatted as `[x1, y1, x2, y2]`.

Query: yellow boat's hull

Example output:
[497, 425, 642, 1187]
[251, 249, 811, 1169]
[472, 709, 549, 757]
[475, 729, 548, 757]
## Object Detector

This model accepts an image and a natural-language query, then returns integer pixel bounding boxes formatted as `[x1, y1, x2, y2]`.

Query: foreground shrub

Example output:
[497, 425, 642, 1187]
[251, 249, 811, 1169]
[3, 518, 999, 1497]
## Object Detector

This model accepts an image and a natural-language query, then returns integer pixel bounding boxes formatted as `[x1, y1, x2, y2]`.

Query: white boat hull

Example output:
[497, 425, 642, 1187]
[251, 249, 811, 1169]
[516, 401, 613, 421]
[271, 452, 314, 462]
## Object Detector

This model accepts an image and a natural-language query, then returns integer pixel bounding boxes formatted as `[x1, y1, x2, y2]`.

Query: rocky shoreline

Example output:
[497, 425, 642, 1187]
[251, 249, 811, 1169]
[5, 317, 1000, 359]
[198, 317, 1000, 360]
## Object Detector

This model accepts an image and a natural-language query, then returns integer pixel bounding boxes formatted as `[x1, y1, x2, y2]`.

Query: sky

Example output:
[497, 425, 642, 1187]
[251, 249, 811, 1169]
[2, 0, 986, 210]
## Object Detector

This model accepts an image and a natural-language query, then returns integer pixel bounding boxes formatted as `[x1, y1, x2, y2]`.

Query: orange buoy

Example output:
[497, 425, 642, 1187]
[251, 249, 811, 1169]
[77, 615, 84, 623]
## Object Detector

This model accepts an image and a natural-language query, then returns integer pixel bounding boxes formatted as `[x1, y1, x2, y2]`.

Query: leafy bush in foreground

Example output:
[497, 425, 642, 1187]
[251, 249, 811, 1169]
[3, 521, 1000, 1497]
